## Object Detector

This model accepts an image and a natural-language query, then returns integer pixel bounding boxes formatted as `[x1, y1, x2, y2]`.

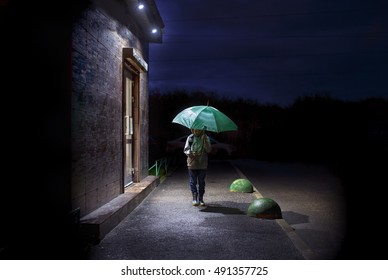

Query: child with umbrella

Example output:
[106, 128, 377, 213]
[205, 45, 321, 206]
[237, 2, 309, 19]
[173, 105, 237, 206]
[183, 128, 212, 206]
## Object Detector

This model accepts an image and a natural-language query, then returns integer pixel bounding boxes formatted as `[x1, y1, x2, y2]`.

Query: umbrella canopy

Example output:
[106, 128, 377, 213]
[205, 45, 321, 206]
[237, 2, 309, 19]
[172, 105, 238, 133]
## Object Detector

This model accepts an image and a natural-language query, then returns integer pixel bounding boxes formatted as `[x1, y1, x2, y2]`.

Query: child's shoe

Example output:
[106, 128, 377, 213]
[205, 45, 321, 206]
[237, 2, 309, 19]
[192, 192, 199, 206]
[199, 196, 205, 206]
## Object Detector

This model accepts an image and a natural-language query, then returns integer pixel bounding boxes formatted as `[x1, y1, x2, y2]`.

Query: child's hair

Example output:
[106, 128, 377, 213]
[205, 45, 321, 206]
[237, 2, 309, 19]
[191, 129, 204, 135]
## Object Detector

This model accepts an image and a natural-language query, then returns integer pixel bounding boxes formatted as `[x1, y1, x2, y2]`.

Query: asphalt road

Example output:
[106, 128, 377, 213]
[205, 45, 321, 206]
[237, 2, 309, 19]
[231, 159, 347, 260]
[88, 160, 307, 260]
[87, 158, 351, 260]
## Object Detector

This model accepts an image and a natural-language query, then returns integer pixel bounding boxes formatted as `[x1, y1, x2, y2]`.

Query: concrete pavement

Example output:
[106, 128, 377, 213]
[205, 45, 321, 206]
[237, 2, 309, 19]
[87, 160, 308, 260]
[232, 159, 347, 260]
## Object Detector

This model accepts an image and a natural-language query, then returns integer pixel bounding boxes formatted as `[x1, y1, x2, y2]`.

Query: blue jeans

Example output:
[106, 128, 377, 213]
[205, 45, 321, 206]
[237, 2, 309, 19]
[188, 169, 206, 197]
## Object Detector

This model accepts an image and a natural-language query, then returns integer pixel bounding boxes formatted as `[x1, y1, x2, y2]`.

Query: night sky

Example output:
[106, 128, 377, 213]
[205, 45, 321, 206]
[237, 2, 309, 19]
[149, 0, 388, 107]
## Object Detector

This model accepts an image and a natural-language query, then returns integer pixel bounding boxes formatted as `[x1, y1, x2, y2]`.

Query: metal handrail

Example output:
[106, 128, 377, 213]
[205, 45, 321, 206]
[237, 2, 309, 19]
[148, 154, 179, 177]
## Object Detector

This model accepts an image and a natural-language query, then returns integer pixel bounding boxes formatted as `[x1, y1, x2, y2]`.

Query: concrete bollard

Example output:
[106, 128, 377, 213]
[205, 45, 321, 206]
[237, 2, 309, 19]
[229, 178, 253, 193]
[247, 197, 282, 219]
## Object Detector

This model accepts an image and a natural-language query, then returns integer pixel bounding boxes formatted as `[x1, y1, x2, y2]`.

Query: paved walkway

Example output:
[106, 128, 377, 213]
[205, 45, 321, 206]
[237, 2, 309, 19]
[232, 159, 347, 260]
[87, 160, 305, 260]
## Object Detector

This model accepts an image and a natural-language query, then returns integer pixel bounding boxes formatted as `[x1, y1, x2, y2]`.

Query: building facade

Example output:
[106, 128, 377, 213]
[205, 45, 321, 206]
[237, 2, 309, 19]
[0, 0, 163, 259]
[70, 0, 164, 242]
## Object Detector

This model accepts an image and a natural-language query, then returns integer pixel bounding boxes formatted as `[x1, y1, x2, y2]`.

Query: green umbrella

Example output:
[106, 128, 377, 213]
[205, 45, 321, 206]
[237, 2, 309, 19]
[172, 105, 238, 133]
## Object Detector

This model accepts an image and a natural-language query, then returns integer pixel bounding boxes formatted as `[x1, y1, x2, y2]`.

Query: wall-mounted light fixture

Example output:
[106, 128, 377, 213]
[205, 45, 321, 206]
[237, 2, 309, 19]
[132, 0, 164, 43]
[138, 1, 144, 10]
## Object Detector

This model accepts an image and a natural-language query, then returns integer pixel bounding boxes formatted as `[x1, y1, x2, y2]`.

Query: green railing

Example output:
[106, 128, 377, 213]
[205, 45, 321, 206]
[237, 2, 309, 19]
[148, 154, 180, 178]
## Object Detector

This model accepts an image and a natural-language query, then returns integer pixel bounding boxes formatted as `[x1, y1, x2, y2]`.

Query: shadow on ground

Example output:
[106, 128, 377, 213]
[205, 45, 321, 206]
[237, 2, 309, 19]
[199, 204, 246, 215]
[282, 211, 309, 225]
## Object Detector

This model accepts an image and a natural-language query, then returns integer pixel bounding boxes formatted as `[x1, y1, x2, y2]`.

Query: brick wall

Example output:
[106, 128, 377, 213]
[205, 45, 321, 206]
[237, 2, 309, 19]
[71, 6, 148, 217]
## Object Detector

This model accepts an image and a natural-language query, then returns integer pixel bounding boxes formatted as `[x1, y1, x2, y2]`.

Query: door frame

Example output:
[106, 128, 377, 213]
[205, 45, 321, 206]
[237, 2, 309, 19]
[122, 64, 140, 190]
[123, 68, 134, 188]
[122, 47, 148, 192]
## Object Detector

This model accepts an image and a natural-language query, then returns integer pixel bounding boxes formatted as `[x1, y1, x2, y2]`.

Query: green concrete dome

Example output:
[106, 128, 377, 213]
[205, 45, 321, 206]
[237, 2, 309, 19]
[229, 178, 253, 193]
[247, 198, 282, 219]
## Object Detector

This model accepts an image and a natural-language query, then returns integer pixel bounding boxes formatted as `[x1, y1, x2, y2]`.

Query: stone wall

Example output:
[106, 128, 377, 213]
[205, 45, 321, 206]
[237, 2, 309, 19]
[71, 5, 148, 217]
